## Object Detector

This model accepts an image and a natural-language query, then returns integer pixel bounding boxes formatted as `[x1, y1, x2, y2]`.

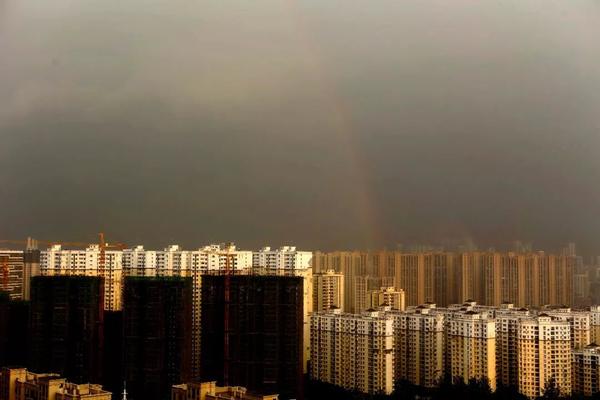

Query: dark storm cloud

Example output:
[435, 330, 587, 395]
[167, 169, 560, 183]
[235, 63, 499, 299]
[1, 0, 599, 253]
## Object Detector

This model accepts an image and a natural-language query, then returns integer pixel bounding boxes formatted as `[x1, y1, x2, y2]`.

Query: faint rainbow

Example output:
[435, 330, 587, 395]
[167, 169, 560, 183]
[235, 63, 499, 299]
[282, 1, 381, 248]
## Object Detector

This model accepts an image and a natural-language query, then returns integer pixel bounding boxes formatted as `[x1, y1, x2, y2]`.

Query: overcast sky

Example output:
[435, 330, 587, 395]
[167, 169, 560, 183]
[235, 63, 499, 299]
[1, 0, 599, 253]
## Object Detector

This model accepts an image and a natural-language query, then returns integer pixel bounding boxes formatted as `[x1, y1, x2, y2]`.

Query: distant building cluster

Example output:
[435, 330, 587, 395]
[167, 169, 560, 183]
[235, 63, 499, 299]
[2, 240, 600, 400]
[0, 368, 111, 400]
[36, 244, 312, 380]
[310, 301, 600, 398]
[0, 243, 311, 400]
[314, 251, 576, 311]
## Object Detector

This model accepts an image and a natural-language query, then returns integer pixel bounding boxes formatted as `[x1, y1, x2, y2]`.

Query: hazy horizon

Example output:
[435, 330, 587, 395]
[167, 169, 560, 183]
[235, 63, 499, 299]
[1, 1, 599, 255]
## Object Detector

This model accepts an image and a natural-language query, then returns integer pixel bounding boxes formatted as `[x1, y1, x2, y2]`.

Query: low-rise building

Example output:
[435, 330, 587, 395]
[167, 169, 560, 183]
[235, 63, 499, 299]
[172, 381, 278, 400]
[0, 368, 111, 400]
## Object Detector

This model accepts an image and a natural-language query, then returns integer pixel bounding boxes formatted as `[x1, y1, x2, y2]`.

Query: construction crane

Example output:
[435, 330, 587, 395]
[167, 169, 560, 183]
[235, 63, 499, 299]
[97, 232, 127, 275]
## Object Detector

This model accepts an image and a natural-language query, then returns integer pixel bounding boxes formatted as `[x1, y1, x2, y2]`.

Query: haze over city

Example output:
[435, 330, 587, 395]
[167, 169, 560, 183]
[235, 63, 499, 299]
[1, 0, 600, 253]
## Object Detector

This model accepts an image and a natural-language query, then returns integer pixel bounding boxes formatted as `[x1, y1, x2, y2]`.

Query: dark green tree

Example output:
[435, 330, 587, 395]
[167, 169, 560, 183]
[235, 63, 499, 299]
[539, 376, 561, 400]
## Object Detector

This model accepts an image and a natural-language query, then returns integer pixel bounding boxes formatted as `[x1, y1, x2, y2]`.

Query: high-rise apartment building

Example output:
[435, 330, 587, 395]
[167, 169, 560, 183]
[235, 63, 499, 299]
[0, 251, 24, 300]
[122, 246, 157, 277]
[252, 257, 313, 376]
[516, 315, 572, 398]
[572, 344, 600, 397]
[201, 275, 304, 400]
[0, 368, 111, 400]
[542, 307, 591, 349]
[446, 310, 496, 391]
[574, 272, 590, 305]
[29, 276, 104, 384]
[589, 306, 600, 344]
[122, 276, 193, 400]
[354, 276, 394, 313]
[188, 244, 253, 273]
[41, 245, 123, 311]
[42, 242, 254, 378]
[390, 306, 444, 388]
[313, 269, 344, 312]
[310, 308, 394, 395]
[368, 287, 405, 311]
[253, 246, 312, 271]
[495, 306, 531, 388]
[315, 251, 365, 313]
[311, 251, 331, 274]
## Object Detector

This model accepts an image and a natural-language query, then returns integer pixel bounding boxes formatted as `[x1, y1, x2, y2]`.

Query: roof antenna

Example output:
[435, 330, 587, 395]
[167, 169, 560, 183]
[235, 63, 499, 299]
[121, 382, 128, 400]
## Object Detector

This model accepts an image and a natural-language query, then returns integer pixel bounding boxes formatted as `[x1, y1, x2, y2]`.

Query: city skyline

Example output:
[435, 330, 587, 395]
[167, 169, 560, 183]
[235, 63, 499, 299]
[2, 0, 599, 399]
[0, 236, 593, 256]
[2, 239, 600, 399]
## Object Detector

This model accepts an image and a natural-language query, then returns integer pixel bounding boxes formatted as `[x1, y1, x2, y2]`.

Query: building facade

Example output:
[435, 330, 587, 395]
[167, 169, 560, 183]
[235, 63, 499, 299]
[252, 246, 312, 271]
[0, 251, 24, 300]
[516, 315, 572, 398]
[572, 345, 600, 397]
[446, 310, 497, 390]
[313, 270, 344, 312]
[41, 245, 123, 311]
[29, 276, 104, 384]
[495, 307, 531, 388]
[201, 275, 304, 400]
[390, 306, 444, 388]
[122, 277, 193, 400]
[310, 308, 394, 395]
[368, 287, 405, 311]
[0, 368, 111, 400]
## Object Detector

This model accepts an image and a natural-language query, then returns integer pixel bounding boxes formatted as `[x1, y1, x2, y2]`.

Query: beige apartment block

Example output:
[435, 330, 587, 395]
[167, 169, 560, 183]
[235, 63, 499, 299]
[354, 276, 394, 314]
[446, 310, 497, 391]
[542, 306, 591, 349]
[516, 315, 572, 398]
[572, 344, 600, 397]
[310, 308, 394, 395]
[172, 381, 278, 400]
[313, 269, 344, 312]
[390, 306, 444, 388]
[495, 307, 531, 388]
[41, 245, 123, 311]
[368, 287, 405, 311]
[588, 306, 600, 344]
